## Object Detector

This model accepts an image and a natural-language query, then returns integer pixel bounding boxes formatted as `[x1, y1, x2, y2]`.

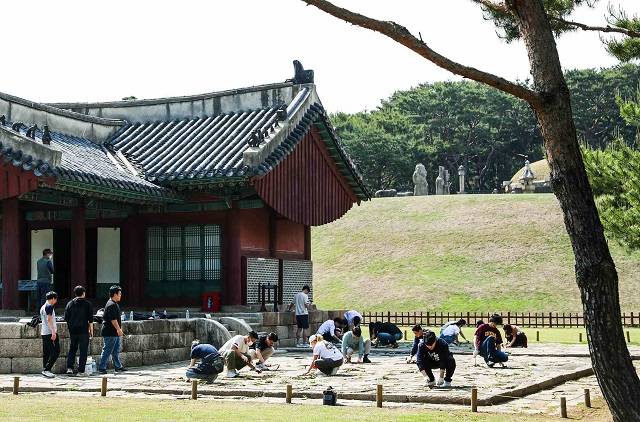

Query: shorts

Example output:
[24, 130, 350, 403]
[296, 314, 310, 329]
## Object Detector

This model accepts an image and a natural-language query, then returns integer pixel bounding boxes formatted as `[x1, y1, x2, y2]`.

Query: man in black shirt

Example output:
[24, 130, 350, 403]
[98, 285, 126, 374]
[369, 321, 402, 348]
[249, 332, 278, 371]
[417, 330, 456, 388]
[64, 285, 94, 375]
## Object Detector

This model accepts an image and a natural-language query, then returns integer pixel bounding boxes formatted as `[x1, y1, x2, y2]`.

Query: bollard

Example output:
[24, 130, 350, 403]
[12, 377, 19, 395]
[627, 331, 631, 343]
[404, 330, 407, 341]
[376, 384, 383, 408]
[191, 380, 198, 400]
[471, 387, 478, 412]
[584, 388, 591, 408]
[536, 330, 540, 342]
[560, 396, 567, 418]
[286, 384, 292, 404]
[579, 332, 583, 343]
[101, 377, 108, 397]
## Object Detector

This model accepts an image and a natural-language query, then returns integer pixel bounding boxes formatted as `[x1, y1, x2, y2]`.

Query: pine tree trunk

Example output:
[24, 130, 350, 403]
[512, 1, 640, 420]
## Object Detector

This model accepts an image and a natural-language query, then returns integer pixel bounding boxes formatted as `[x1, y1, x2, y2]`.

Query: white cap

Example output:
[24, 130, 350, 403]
[309, 334, 318, 344]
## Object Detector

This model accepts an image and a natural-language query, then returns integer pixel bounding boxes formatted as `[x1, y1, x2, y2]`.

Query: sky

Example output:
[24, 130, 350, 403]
[1, 0, 638, 113]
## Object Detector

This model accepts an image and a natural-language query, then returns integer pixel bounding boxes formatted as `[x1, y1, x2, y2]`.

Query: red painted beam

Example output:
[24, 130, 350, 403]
[1, 198, 26, 309]
[70, 206, 86, 291]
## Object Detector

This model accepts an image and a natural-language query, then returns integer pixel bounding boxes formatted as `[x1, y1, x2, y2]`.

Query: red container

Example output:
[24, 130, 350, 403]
[202, 292, 221, 312]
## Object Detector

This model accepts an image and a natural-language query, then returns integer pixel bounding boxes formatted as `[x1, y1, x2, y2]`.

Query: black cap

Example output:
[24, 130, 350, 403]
[424, 329, 437, 346]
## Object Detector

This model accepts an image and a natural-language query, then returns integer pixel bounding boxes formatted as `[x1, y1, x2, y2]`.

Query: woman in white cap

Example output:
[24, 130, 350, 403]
[304, 334, 344, 376]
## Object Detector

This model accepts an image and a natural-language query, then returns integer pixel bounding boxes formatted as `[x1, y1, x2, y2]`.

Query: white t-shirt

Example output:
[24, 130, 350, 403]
[344, 310, 362, 325]
[219, 334, 249, 355]
[313, 341, 343, 361]
[317, 320, 336, 337]
[441, 324, 461, 337]
[293, 292, 310, 316]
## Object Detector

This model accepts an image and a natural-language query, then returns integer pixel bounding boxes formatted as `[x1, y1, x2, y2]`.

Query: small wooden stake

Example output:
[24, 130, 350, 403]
[536, 330, 540, 342]
[404, 330, 407, 341]
[560, 396, 567, 418]
[376, 384, 383, 408]
[101, 377, 107, 397]
[471, 387, 478, 412]
[626, 331, 631, 343]
[579, 332, 583, 342]
[584, 388, 591, 408]
[286, 384, 292, 404]
[12, 377, 19, 395]
[191, 380, 198, 400]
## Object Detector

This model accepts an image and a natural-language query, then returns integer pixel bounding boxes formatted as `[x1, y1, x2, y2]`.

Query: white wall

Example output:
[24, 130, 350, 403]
[31, 230, 54, 280]
[97, 227, 120, 285]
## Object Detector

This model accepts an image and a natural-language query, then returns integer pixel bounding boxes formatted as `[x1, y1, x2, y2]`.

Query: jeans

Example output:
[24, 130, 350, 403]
[479, 336, 509, 364]
[42, 335, 60, 371]
[417, 356, 456, 382]
[37, 281, 51, 308]
[440, 334, 457, 344]
[99, 336, 123, 371]
[377, 332, 402, 345]
[67, 333, 90, 373]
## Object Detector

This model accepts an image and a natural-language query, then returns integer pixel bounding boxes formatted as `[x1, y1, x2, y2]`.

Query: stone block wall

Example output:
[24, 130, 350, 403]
[0, 318, 229, 374]
[257, 310, 347, 347]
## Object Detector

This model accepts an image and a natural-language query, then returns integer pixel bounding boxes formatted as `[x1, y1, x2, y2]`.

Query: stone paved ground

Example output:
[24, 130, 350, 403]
[3, 343, 638, 408]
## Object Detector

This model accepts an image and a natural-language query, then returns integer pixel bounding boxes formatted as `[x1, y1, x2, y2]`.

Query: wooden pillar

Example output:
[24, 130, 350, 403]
[304, 225, 311, 260]
[223, 206, 243, 306]
[1, 198, 25, 309]
[122, 214, 144, 307]
[70, 207, 86, 291]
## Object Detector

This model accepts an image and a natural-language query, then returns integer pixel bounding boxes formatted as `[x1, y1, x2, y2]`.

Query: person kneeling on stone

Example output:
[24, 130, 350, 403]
[249, 332, 278, 371]
[474, 314, 508, 367]
[219, 331, 261, 378]
[369, 321, 402, 348]
[417, 330, 456, 388]
[186, 341, 224, 382]
[317, 317, 345, 344]
[503, 324, 528, 348]
[305, 334, 344, 376]
[439, 319, 469, 345]
[341, 326, 372, 364]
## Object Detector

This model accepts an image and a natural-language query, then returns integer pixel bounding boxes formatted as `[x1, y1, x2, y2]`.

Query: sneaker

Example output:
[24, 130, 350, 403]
[226, 370, 238, 378]
[41, 370, 55, 378]
[256, 363, 269, 371]
[391, 343, 399, 349]
[425, 379, 435, 387]
[486, 361, 495, 368]
[114, 367, 128, 373]
[363, 356, 371, 364]
[296, 342, 304, 348]
[77, 371, 90, 377]
[66, 368, 75, 376]
[98, 369, 107, 375]
[442, 381, 452, 388]
[436, 378, 444, 387]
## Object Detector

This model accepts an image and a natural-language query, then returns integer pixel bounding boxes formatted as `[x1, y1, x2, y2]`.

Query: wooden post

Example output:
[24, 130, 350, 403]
[376, 384, 383, 408]
[536, 330, 540, 342]
[584, 389, 591, 408]
[471, 387, 478, 412]
[286, 384, 292, 404]
[404, 330, 407, 340]
[579, 332, 582, 342]
[191, 380, 198, 400]
[12, 377, 19, 395]
[101, 377, 108, 397]
[626, 331, 631, 343]
[560, 396, 567, 418]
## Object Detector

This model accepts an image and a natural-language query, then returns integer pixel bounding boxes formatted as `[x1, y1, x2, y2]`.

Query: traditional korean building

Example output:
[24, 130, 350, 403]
[0, 63, 369, 310]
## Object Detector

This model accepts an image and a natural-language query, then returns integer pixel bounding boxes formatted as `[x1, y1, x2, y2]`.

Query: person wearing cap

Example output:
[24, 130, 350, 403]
[249, 332, 278, 371]
[416, 329, 456, 388]
[218, 331, 262, 378]
[439, 319, 469, 345]
[305, 334, 344, 376]
[474, 314, 508, 367]
[341, 326, 371, 363]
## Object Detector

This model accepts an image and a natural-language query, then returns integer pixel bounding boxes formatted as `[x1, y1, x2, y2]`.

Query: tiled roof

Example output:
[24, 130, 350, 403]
[0, 122, 174, 202]
[109, 106, 283, 182]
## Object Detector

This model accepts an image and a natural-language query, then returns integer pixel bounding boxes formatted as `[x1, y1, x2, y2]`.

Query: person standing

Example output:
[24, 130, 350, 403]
[98, 285, 126, 374]
[287, 285, 311, 347]
[36, 249, 54, 307]
[40, 291, 59, 378]
[64, 286, 94, 376]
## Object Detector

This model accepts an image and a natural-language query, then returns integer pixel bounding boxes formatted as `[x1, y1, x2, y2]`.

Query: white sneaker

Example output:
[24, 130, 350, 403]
[425, 379, 435, 387]
[66, 368, 74, 376]
[41, 370, 55, 378]
[487, 361, 495, 368]
[442, 381, 452, 388]
[436, 378, 444, 387]
[226, 370, 238, 378]
[296, 342, 304, 347]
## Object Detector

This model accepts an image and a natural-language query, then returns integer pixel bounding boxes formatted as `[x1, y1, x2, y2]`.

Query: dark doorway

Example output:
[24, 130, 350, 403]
[52, 229, 71, 299]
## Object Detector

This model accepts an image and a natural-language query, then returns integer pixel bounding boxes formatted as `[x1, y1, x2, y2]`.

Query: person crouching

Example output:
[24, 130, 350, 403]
[341, 326, 372, 364]
[417, 330, 456, 388]
[305, 334, 344, 376]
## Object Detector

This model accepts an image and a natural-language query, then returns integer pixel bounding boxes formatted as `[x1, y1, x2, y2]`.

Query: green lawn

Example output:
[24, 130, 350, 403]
[0, 395, 605, 422]
[312, 195, 640, 313]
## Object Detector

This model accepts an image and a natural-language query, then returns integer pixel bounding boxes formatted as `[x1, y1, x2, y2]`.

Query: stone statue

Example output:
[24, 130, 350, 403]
[458, 165, 466, 194]
[412, 164, 428, 196]
[444, 169, 451, 194]
[435, 166, 445, 195]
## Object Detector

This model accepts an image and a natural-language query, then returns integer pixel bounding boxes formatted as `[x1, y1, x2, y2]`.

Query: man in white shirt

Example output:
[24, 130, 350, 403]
[343, 310, 362, 329]
[440, 319, 469, 345]
[317, 317, 345, 344]
[40, 291, 59, 378]
[287, 285, 311, 347]
[219, 331, 261, 378]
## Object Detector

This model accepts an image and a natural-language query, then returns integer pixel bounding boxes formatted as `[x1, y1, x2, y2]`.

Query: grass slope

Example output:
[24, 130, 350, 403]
[312, 194, 640, 312]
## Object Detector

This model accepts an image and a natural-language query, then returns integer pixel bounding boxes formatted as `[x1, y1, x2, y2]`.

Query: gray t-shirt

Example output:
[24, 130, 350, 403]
[293, 292, 310, 316]
[40, 303, 56, 336]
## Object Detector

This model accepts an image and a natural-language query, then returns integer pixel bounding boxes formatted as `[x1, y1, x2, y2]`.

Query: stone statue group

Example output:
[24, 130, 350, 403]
[412, 164, 466, 196]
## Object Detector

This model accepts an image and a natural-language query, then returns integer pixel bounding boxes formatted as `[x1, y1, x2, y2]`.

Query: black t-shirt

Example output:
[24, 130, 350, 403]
[64, 297, 93, 335]
[250, 335, 270, 351]
[101, 299, 121, 337]
[417, 338, 453, 369]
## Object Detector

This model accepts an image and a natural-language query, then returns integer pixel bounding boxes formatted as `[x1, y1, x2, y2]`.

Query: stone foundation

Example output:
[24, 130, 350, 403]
[256, 310, 347, 346]
[0, 318, 230, 374]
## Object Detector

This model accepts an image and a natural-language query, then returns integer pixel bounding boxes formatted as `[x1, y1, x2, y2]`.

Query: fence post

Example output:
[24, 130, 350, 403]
[549, 312, 553, 328]
[286, 384, 292, 404]
[191, 380, 198, 400]
[507, 312, 511, 325]
[12, 377, 19, 395]
[560, 396, 567, 418]
[471, 387, 478, 412]
[376, 384, 383, 408]
[536, 330, 540, 342]
[579, 332, 582, 343]
[101, 377, 108, 397]
[426, 312, 430, 327]
[584, 389, 591, 408]
[627, 331, 631, 343]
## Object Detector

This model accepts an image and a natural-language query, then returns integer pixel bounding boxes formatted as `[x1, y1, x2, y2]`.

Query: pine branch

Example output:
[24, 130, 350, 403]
[551, 17, 640, 38]
[300, 0, 540, 106]
[470, 0, 509, 15]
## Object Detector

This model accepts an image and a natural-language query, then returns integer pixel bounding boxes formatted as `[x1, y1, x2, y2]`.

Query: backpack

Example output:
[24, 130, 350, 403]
[27, 315, 41, 328]
[194, 352, 224, 375]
